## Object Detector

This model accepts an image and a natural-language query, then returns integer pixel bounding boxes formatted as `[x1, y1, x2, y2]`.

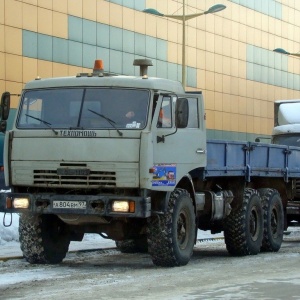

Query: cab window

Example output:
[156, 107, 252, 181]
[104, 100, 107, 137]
[157, 96, 172, 128]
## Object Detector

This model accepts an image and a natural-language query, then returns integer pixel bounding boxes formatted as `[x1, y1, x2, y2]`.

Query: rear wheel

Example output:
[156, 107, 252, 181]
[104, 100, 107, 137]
[19, 213, 70, 264]
[258, 188, 284, 252]
[224, 188, 263, 256]
[147, 188, 196, 267]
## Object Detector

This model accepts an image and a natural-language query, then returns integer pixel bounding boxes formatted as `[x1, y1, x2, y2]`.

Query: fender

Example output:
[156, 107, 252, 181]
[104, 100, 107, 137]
[176, 173, 196, 205]
[151, 174, 196, 215]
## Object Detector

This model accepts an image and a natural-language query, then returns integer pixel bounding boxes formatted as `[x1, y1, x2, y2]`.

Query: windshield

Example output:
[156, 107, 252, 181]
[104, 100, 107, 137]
[272, 134, 300, 147]
[17, 88, 150, 130]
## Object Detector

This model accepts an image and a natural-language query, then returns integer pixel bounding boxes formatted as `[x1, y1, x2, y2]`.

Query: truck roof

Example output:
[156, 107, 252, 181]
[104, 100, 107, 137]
[275, 99, 300, 104]
[274, 99, 300, 126]
[24, 75, 185, 94]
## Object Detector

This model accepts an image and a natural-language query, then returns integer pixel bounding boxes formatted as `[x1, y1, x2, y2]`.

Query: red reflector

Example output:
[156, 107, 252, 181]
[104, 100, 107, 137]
[6, 197, 12, 209]
[129, 201, 135, 213]
[149, 168, 155, 173]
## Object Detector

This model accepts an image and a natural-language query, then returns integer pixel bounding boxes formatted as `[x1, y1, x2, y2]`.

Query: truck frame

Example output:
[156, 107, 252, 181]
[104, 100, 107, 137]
[1, 59, 300, 267]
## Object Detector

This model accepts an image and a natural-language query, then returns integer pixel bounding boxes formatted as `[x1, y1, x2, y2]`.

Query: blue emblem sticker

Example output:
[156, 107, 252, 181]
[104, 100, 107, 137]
[152, 164, 176, 186]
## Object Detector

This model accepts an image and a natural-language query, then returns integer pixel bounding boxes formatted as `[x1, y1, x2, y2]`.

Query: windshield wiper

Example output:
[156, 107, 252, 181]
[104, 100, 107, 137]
[25, 114, 58, 135]
[88, 109, 123, 136]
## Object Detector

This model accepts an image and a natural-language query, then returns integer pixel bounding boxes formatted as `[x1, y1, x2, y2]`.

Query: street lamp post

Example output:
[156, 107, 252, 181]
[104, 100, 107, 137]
[144, 3, 226, 88]
[273, 48, 300, 58]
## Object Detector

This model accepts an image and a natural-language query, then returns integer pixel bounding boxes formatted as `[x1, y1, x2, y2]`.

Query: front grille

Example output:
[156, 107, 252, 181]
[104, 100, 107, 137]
[33, 169, 116, 187]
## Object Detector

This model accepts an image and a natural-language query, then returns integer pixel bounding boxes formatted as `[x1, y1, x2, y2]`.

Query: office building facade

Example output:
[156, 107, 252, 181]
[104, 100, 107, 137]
[1, 0, 300, 140]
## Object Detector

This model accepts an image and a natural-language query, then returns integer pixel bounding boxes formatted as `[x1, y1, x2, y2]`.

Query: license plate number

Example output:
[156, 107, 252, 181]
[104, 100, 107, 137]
[53, 201, 86, 209]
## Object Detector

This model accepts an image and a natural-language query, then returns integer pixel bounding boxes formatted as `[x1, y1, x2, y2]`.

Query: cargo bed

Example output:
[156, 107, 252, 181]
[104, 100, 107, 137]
[204, 140, 300, 182]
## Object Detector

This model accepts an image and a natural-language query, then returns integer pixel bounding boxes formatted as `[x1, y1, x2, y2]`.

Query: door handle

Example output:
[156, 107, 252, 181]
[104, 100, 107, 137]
[196, 149, 206, 154]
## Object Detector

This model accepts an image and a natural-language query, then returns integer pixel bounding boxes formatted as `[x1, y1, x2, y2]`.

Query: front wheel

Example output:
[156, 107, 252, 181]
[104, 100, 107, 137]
[19, 213, 70, 264]
[224, 188, 263, 256]
[147, 188, 196, 267]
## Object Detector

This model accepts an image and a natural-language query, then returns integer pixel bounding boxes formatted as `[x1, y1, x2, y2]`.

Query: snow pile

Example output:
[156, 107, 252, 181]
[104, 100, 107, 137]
[0, 213, 19, 244]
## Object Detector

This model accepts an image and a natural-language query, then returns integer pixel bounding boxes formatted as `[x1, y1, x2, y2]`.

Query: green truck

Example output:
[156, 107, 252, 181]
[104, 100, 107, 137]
[1, 59, 300, 267]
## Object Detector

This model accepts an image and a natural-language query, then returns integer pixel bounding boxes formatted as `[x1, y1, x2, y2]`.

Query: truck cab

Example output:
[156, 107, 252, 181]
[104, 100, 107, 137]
[4, 59, 206, 195]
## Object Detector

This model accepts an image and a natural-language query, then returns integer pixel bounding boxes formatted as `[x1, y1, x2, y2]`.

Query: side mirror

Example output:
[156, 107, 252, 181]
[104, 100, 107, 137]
[1, 92, 10, 121]
[175, 98, 189, 128]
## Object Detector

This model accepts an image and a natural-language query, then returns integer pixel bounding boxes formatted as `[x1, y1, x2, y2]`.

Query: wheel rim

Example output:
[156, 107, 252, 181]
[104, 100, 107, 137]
[177, 209, 189, 249]
[271, 207, 279, 238]
[249, 206, 260, 241]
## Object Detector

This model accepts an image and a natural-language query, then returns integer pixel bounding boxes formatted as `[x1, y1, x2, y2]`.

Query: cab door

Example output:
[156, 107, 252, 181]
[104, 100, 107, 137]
[151, 93, 206, 190]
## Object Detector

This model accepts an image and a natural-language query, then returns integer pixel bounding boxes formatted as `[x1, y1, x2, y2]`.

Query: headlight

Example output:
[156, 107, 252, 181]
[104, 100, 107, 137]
[13, 198, 30, 209]
[112, 201, 135, 213]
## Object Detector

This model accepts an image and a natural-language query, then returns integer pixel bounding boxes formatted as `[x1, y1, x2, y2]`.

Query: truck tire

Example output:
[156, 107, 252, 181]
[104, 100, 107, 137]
[19, 213, 70, 264]
[258, 188, 284, 252]
[147, 188, 196, 267]
[115, 236, 148, 253]
[224, 188, 263, 256]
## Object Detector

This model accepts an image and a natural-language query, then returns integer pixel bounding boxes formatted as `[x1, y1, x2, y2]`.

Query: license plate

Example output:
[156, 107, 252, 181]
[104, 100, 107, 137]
[53, 201, 86, 209]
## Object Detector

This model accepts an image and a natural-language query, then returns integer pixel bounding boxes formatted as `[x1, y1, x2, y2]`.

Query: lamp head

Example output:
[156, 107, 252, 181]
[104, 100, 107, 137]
[273, 48, 291, 55]
[205, 4, 226, 14]
[143, 8, 164, 17]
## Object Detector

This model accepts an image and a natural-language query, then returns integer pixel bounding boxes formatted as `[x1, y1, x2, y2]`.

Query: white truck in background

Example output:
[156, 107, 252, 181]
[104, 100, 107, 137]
[272, 100, 300, 224]
[272, 100, 300, 146]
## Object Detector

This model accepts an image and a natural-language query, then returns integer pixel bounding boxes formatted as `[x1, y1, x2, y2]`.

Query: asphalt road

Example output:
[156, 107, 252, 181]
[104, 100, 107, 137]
[0, 228, 300, 299]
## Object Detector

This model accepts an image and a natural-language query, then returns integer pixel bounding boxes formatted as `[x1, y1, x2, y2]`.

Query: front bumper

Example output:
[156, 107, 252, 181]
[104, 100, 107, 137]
[0, 193, 151, 218]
